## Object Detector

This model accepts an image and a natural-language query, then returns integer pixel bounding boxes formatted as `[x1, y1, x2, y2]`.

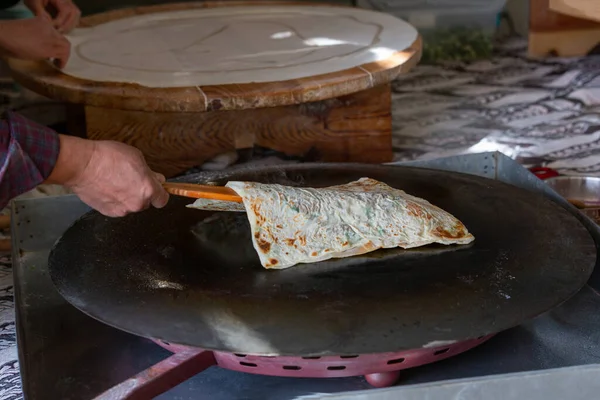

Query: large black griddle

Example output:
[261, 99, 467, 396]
[48, 164, 596, 356]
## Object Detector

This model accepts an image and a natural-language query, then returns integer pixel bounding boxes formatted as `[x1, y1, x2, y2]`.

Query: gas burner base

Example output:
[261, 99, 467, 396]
[93, 335, 494, 399]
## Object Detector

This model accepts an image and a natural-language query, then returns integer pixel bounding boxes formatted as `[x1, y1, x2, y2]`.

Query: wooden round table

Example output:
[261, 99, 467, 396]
[8, 2, 421, 177]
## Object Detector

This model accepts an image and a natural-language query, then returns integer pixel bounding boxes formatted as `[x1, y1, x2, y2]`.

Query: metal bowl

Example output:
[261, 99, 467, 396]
[544, 176, 600, 207]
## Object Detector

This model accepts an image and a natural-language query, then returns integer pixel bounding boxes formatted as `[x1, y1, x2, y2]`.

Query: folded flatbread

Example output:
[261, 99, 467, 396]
[188, 178, 474, 269]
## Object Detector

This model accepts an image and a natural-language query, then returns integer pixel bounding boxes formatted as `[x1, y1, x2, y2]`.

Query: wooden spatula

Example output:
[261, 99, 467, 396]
[162, 182, 243, 203]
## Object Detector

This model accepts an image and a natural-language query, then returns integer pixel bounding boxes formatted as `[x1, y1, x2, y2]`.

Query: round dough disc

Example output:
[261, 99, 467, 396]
[62, 5, 418, 87]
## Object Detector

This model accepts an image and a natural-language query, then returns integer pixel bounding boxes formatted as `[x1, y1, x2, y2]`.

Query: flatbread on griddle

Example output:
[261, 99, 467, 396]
[186, 198, 246, 212]
[188, 178, 474, 269]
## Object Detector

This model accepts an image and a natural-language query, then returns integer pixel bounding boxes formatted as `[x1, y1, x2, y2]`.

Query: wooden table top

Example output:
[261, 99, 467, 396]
[7, 1, 421, 112]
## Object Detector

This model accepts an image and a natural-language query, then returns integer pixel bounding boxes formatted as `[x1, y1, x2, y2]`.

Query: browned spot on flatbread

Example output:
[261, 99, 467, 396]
[254, 232, 271, 253]
[350, 240, 378, 256]
[250, 202, 266, 225]
[268, 258, 278, 267]
[311, 251, 318, 257]
[434, 223, 468, 239]
[284, 238, 296, 246]
[297, 235, 307, 246]
[406, 202, 425, 217]
[363, 241, 377, 251]
[340, 178, 380, 192]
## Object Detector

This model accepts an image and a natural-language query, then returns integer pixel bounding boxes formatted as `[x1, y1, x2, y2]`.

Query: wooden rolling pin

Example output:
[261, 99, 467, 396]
[162, 182, 242, 203]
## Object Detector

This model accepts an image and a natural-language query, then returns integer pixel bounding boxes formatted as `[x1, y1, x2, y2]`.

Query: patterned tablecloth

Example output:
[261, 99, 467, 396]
[3, 37, 600, 399]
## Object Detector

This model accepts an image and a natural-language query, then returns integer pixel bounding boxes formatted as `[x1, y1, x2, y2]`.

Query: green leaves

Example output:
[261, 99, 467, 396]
[420, 27, 494, 64]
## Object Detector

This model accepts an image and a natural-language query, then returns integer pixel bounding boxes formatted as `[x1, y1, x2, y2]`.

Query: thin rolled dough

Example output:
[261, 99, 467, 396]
[60, 6, 418, 87]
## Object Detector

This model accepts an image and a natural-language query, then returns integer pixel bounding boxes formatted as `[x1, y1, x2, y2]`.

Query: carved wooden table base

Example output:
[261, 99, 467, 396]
[78, 83, 392, 177]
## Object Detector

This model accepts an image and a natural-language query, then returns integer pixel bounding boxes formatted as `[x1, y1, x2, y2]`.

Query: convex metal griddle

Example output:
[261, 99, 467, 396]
[47, 163, 596, 356]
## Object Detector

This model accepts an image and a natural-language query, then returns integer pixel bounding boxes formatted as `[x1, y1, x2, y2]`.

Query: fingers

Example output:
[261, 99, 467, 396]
[51, 34, 70, 68]
[150, 173, 169, 209]
[55, 8, 80, 33]
[62, 10, 80, 33]
[29, 2, 50, 17]
[50, 0, 80, 33]
[53, 12, 69, 32]
[29, 13, 72, 67]
[151, 190, 170, 209]
[74, 194, 128, 218]
[154, 172, 166, 183]
[52, 46, 70, 68]
[51, 0, 70, 28]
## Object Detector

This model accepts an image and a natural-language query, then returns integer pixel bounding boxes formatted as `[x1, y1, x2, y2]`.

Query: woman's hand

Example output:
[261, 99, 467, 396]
[0, 16, 70, 67]
[24, 0, 81, 34]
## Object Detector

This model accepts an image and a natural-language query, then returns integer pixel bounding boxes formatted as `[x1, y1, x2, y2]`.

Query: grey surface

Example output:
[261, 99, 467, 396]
[306, 364, 600, 400]
[13, 151, 600, 400]
[47, 163, 596, 355]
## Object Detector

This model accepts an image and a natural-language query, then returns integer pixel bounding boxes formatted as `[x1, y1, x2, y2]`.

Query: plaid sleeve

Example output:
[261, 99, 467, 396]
[0, 111, 60, 209]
